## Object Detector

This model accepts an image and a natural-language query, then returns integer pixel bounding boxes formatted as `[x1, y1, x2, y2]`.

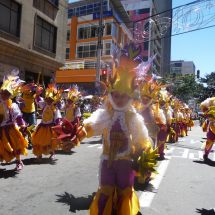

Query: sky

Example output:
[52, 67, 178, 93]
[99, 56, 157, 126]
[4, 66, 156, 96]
[171, 0, 215, 78]
[68, 0, 215, 78]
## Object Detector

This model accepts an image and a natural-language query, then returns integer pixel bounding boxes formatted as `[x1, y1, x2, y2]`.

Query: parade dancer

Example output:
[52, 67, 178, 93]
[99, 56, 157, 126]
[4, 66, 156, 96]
[200, 97, 215, 114]
[138, 82, 166, 149]
[52, 43, 159, 215]
[60, 85, 81, 124]
[32, 79, 61, 161]
[0, 71, 28, 170]
[170, 99, 180, 142]
[59, 85, 82, 152]
[179, 106, 186, 137]
[185, 105, 194, 132]
[200, 98, 215, 160]
[201, 107, 215, 160]
[157, 90, 172, 158]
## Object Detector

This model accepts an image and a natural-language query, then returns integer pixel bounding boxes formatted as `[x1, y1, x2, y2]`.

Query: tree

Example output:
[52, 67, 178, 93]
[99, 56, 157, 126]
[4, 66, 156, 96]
[160, 72, 203, 103]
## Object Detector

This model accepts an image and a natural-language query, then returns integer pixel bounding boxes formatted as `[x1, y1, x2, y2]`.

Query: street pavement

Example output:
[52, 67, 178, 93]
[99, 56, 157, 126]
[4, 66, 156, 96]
[0, 122, 215, 215]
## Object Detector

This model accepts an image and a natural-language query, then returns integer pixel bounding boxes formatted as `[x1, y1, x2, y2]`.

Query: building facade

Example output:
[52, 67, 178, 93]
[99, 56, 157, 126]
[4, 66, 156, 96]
[0, 0, 68, 86]
[153, 0, 172, 76]
[121, 0, 162, 75]
[170, 60, 196, 75]
[56, 0, 133, 94]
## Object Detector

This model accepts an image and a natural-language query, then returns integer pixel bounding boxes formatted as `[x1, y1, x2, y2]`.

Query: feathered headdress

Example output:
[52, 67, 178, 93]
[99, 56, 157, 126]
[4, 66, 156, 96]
[140, 82, 161, 99]
[45, 78, 61, 103]
[170, 99, 180, 107]
[67, 85, 83, 104]
[157, 89, 171, 103]
[1, 70, 25, 99]
[94, 43, 155, 98]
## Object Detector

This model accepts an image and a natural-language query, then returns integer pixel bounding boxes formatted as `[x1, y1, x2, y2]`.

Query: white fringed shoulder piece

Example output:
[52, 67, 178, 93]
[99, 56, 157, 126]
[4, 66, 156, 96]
[129, 112, 148, 145]
[200, 97, 215, 108]
[158, 108, 166, 124]
[166, 109, 172, 121]
[83, 109, 111, 136]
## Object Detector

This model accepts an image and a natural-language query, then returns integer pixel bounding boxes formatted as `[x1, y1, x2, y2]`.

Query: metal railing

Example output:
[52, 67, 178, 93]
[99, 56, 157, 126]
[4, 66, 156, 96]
[60, 60, 105, 70]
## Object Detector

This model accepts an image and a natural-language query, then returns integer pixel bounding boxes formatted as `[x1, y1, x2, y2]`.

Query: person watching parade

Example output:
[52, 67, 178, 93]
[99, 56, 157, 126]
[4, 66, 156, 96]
[21, 76, 38, 149]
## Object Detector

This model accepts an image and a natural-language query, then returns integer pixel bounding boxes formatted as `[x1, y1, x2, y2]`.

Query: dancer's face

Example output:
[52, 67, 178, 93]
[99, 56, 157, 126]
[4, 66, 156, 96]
[141, 95, 152, 105]
[112, 91, 130, 108]
[67, 99, 73, 106]
[0, 90, 11, 101]
[159, 100, 166, 107]
[46, 97, 54, 106]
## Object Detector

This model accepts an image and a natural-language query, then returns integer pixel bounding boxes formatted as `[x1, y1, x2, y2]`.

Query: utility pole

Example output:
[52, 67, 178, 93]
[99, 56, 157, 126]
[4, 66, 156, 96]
[96, 0, 104, 86]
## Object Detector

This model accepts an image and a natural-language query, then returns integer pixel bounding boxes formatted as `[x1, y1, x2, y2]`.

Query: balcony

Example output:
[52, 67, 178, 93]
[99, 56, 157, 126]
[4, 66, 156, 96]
[60, 60, 105, 70]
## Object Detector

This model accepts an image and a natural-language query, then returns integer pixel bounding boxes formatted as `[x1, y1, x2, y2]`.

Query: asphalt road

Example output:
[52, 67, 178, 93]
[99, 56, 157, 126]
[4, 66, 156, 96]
[0, 122, 215, 215]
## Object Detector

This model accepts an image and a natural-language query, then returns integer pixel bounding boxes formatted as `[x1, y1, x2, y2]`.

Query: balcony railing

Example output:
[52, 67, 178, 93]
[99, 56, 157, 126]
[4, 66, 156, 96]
[60, 61, 105, 70]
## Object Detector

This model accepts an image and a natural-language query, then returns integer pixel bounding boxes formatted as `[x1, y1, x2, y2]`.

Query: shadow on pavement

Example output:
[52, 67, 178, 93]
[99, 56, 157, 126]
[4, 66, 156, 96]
[0, 168, 19, 179]
[196, 208, 215, 214]
[1, 160, 17, 166]
[56, 192, 143, 215]
[193, 159, 215, 167]
[133, 177, 156, 193]
[56, 192, 96, 212]
[22, 158, 58, 166]
[54, 150, 76, 155]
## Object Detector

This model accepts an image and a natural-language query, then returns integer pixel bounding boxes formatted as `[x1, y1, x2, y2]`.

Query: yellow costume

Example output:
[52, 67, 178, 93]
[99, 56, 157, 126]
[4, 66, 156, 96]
[53, 43, 159, 215]
[0, 70, 28, 169]
[32, 81, 61, 158]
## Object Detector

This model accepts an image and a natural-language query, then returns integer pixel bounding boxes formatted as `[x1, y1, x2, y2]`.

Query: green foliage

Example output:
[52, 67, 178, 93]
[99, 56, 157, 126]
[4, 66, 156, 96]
[159, 73, 204, 103]
[159, 71, 215, 103]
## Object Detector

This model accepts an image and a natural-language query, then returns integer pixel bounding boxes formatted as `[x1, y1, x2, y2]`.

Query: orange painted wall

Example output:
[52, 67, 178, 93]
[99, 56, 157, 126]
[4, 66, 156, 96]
[69, 17, 78, 59]
[56, 69, 97, 83]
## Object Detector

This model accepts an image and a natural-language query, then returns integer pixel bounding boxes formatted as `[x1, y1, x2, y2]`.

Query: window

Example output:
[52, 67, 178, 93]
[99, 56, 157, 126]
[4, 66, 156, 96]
[68, 1, 108, 19]
[105, 23, 112, 36]
[48, 0, 58, 7]
[134, 23, 138, 31]
[121, 31, 125, 47]
[112, 22, 119, 40]
[80, 5, 86, 16]
[0, 0, 21, 37]
[66, 46, 70, 59]
[35, 16, 57, 53]
[134, 8, 150, 15]
[67, 28, 71, 41]
[91, 26, 98, 38]
[104, 41, 111, 56]
[77, 24, 99, 40]
[144, 38, 149, 50]
[174, 63, 182, 67]
[77, 42, 98, 59]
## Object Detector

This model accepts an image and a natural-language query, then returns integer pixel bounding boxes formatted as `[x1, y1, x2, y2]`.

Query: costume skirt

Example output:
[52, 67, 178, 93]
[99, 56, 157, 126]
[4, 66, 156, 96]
[32, 123, 59, 157]
[0, 124, 28, 163]
[187, 120, 195, 127]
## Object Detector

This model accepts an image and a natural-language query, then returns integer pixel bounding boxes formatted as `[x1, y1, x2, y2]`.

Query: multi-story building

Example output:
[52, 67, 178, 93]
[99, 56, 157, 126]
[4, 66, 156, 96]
[121, 0, 162, 76]
[0, 0, 68, 86]
[55, 0, 133, 94]
[170, 60, 196, 75]
[153, 0, 172, 76]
